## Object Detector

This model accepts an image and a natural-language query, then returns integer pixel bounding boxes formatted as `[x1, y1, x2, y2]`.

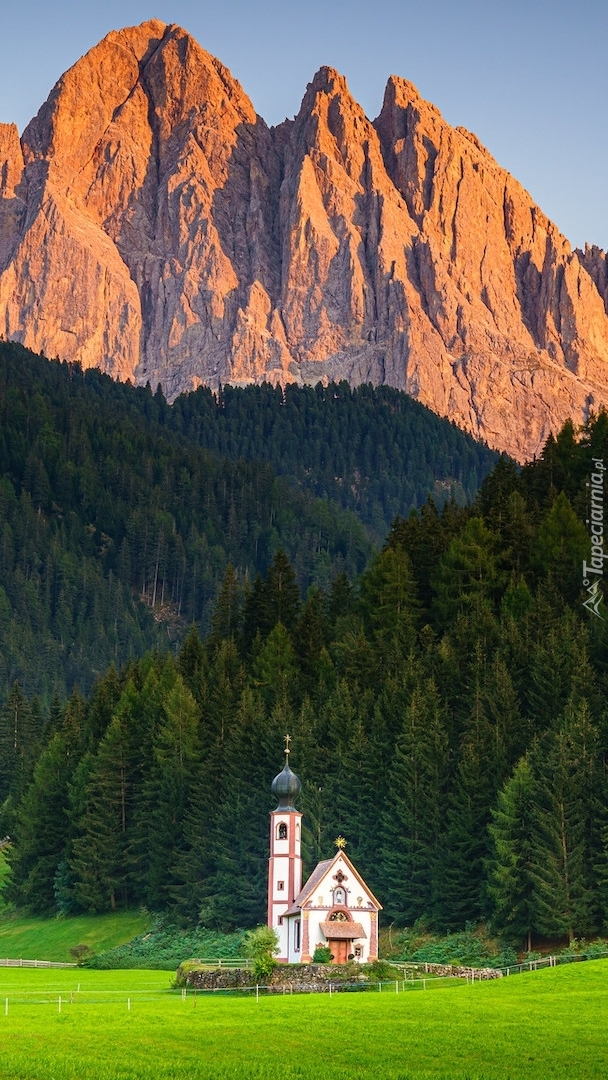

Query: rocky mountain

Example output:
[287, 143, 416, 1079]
[1, 19, 607, 460]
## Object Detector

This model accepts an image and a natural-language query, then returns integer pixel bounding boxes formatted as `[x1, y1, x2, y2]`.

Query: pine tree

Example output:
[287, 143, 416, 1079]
[431, 516, 503, 630]
[295, 587, 328, 695]
[200, 689, 281, 929]
[70, 711, 136, 913]
[178, 624, 207, 703]
[360, 545, 419, 663]
[487, 756, 537, 950]
[138, 676, 201, 910]
[251, 622, 299, 711]
[209, 564, 242, 648]
[0, 682, 35, 805]
[261, 550, 301, 639]
[6, 732, 71, 911]
[530, 702, 599, 941]
[433, 674, 504, 929]
[533, 492, 590, 604]
[381, 679, 448, 923]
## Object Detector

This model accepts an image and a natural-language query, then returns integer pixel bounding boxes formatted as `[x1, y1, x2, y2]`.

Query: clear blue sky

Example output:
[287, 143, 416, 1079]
[1, 0, 606, 250]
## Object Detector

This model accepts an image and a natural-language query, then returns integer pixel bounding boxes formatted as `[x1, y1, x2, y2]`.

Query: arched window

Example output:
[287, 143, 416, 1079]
[277, 822, 287, 840]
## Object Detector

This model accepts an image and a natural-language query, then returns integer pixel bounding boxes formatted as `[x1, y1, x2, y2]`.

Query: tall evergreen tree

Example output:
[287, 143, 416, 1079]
[433, 670, 505, 929]
[138, 676, 201, 910]
[360, 545, 419, 663]
[530, 702, 599, 941]
[261, 550, 301, 639]
[431, 517, 502, 630]
[6, 732, 71, 911]
[0, 682, 37, 805]
[381, 679, 448, 923]
[70, 711, 136, 912]
[487, 755, 537, 950]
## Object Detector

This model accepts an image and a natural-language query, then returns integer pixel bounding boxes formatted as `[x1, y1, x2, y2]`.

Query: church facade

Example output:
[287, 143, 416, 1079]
[267, 747, 381, 964]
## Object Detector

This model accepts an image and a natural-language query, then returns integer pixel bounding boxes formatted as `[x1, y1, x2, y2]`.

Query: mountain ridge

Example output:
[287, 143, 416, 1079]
[1, 19, 608, 460]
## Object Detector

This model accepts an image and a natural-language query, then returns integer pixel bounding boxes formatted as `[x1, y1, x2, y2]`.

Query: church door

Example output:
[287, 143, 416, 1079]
[330, 939, 349, 964]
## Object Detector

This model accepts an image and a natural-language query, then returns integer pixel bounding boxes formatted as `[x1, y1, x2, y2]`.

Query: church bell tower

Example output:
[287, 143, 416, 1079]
[268, 736, 302, 962]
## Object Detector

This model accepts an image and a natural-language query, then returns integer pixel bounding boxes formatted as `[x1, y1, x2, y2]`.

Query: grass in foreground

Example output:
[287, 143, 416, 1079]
[0, 960, 607, 1079]
[0, 910, 151, 964]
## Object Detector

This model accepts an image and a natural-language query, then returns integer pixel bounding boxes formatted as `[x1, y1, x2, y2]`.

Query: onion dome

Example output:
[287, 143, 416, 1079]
[271, 746, 301, 811]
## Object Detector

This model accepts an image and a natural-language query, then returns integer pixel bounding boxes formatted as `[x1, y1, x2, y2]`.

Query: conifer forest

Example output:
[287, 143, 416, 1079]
[1, 340, 608, 949]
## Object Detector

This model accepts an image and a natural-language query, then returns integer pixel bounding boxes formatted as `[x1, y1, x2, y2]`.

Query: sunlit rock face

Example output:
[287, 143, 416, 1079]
[1, 20, 608, 460]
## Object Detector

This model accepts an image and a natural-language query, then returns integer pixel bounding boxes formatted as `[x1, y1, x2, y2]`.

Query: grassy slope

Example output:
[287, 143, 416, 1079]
[0, 910, 151, 964]
[0, 961, 606, 1079]
[0, 847, 151, 962]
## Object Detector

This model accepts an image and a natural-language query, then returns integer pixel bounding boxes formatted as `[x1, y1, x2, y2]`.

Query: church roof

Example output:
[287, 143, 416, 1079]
[283, 851, 382, 916]
[283, 859, 333, 916]
[319, 921, 367, 939]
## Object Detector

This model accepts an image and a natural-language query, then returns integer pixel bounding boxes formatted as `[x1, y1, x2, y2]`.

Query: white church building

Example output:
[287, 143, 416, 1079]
[267, 746, 381, 964]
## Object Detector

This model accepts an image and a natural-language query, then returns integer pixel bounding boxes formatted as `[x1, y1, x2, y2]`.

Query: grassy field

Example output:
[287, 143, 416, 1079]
[0, 910, 151, 963]
[0, 960, 606, 1079]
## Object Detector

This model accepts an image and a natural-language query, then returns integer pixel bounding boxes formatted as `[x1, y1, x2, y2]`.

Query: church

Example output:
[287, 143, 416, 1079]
[267, 742, 381, 964]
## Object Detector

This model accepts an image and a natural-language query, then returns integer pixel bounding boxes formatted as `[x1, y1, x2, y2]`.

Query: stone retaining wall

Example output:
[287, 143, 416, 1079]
[177, 959, 502, 991]
[409, 962, 502, 980]
[179, 961, 370, 992]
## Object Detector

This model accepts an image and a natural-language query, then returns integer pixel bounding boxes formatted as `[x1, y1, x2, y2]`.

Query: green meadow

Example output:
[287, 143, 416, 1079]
[0, 910, 151, 964]
[0, 961, 606, 1080]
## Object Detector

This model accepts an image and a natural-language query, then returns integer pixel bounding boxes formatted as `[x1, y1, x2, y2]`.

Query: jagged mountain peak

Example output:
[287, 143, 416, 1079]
[0, 20, 607, 460]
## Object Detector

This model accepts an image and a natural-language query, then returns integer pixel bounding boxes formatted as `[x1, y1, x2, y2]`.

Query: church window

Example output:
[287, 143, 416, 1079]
[329, 910, 348, 922]
[277, 880, 285, 890]
[277, 822, 287, 840]
[278, 916, 283, 925]
[333, 886, 346, 905]
[296, 823, 300, 840]
[294, 919, 301, 952]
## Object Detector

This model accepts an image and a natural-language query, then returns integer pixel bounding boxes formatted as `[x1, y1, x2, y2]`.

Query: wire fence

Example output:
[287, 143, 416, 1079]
[182, 957, 253, 969]
[0, 957, 252, 971]
[0, 975, 473, 1013]
[392, 946, 608, 980]
[0, 959, 75, 969]
[2, 949, 608, 1014]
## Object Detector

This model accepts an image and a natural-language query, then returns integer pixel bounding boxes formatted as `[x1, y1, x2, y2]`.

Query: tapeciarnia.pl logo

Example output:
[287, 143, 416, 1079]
[582, 458, 605, 619]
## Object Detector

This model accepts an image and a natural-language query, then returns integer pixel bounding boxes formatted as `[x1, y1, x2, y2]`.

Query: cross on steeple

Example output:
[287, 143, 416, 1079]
[284, 733, 291, 759]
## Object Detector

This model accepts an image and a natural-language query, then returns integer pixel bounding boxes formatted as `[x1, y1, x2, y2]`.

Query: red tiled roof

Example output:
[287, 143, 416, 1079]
[319, 921, 367, 940]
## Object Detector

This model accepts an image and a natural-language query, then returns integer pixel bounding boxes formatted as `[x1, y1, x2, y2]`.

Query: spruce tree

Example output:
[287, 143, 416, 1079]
[138, 676, 201, 910]
[0, 682, 35, 804]
[6, 732, 71, 912]
[381, 679, 448, 923]
[70, 712, 136, 912]
[261, 550, 301, 639]
[530, 702, 599, 941]
[488, 756, 537, 950]
[433, 675, 504, 929]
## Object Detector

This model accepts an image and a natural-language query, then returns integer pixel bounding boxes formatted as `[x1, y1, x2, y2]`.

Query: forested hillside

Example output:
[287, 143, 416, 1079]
[3, 413, 608, 946]
[0, 342, 372, 705]
[168, 381, 496, 539]
[0, 342, 496, 706]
